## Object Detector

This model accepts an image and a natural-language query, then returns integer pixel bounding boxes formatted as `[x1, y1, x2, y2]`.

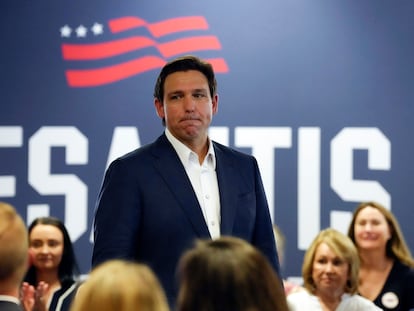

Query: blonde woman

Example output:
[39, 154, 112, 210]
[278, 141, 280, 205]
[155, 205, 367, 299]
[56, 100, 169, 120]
[70, 260, 169, 311]
[287, 228, 381, 311]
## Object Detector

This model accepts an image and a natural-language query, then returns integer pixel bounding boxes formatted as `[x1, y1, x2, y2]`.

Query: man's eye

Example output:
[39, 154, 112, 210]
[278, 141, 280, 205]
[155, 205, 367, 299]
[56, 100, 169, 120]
[170, 94, 182, 100]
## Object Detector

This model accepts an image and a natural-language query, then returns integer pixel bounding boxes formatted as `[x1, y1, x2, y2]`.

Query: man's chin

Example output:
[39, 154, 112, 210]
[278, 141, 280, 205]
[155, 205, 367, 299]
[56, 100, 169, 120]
[182, 126, 202, 136]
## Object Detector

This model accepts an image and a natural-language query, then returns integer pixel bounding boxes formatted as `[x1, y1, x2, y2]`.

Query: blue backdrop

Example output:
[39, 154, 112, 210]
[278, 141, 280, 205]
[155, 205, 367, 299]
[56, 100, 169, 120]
[1, 0, 414, 278]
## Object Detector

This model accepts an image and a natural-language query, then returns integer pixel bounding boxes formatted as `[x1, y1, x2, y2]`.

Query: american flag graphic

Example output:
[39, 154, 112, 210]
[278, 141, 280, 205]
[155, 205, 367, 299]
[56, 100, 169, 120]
[60, 16, 229, 88]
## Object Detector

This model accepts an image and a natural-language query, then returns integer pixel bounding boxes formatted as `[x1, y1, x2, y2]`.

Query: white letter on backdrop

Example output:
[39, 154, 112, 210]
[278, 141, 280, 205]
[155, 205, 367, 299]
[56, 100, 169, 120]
[331, 127, 391, 224]
[0, 126, 23, 197]
[298, 127, 321, 249]
[106, 127, 141, 169]
[28, 126, 88, 241]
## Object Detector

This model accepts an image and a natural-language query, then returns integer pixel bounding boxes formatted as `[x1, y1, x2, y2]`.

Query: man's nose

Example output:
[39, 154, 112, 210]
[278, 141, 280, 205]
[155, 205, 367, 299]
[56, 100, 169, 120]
[183, 95, 195, 111]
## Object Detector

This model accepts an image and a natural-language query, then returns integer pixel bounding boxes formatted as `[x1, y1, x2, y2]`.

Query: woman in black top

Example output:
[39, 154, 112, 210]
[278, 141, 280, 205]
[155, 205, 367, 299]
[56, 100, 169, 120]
[348, 201, 414, 311]
[21, 217, 79, 311]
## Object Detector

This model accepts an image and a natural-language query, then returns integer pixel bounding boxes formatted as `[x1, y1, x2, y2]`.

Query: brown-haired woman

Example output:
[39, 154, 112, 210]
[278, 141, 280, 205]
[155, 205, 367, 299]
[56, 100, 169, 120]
[347, 201, 414, 311]
[177, 236, 288, 311]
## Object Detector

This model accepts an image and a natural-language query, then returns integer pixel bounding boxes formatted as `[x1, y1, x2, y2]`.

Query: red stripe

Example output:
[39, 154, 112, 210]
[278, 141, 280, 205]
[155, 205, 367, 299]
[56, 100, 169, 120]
[65, 56, 166, 87]
[108, 16, 209, 37]
[62, 35, 222, 61]
[207, 58, 229, 73]
[148, 16, 209, 37]
[109, 17, 147, 33]
[62, 37, 155, 60]
[66, 56, 228, 87]
[158, 36, 221, 57]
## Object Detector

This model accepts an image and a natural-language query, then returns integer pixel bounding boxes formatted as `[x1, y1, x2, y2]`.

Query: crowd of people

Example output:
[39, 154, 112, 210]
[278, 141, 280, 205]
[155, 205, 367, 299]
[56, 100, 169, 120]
[1, 55, 414, 311]
[2, 199, 414, 311]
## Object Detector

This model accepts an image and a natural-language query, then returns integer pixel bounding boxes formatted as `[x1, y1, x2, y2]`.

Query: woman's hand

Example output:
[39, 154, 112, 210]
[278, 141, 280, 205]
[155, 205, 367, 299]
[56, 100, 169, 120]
[20, 281, 50, 311]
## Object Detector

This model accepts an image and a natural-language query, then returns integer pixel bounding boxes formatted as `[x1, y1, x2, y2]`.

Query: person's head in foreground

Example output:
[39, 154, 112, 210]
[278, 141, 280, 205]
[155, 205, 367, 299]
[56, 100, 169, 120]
[176, 236, 288, 311]
[0, 201, 28, 296]
[70, 260, 169, 311]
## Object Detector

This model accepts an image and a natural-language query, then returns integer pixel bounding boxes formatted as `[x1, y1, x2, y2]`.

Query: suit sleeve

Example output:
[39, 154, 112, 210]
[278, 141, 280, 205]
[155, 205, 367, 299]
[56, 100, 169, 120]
[251, 157, 282, 276]
[92, 159, 140, 267]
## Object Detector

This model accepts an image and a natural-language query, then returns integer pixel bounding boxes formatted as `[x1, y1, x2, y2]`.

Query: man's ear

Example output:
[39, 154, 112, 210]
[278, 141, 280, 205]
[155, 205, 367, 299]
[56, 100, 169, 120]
[212, 94, 219, 115]
[154, 98, 165, 119]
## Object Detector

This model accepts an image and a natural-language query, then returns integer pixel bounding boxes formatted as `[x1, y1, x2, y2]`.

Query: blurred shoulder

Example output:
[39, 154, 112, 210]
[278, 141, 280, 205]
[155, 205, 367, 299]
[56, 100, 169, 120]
[341, 294, 382, 311]
[287, 289, 313, 304]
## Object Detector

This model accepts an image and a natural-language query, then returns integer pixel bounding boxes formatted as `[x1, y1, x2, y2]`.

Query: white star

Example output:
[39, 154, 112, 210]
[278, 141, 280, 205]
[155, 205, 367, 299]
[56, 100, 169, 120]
[60, 25, 72, 38]
[76, 25, 88, 38]
[91, 22, 104, 35]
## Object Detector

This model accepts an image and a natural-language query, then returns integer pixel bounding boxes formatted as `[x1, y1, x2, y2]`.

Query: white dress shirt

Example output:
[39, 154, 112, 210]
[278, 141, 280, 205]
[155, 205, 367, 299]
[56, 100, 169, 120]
[0, 295, 20, 305]
[165, 129, 221, 239]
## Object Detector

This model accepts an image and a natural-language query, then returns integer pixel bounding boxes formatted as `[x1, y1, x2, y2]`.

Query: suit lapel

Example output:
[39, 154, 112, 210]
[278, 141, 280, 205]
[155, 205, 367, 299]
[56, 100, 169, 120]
[214, 143, 238, 235]
[151, 134, 211, 238]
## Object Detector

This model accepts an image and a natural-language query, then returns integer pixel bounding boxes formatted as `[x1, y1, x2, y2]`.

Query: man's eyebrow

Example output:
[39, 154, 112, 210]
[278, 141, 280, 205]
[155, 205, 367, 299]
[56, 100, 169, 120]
[166, 90, 184, 96]
[167, 88, 208, 95]
[194, 88, 208, 92]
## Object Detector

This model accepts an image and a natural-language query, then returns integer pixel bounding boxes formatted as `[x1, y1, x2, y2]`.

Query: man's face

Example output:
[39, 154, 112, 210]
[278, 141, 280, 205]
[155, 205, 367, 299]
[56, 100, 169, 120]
[154, 70, 218, 147]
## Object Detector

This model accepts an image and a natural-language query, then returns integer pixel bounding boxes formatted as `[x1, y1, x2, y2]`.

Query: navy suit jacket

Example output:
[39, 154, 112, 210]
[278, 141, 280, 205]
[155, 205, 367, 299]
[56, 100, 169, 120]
[0, 301, 22, 311]
[92, 133, 280, 305]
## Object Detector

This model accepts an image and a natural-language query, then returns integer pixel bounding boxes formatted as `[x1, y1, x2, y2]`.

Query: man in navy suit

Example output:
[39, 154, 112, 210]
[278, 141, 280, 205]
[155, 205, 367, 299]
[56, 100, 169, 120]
[92, 55, 280, 306]
[0, 202, 28, 311]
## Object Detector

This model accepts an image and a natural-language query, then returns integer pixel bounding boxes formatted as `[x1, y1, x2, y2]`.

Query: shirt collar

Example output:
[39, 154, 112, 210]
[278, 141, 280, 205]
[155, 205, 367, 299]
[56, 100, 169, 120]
[0, 295, 20, 305]
[165, 128, 216, 169]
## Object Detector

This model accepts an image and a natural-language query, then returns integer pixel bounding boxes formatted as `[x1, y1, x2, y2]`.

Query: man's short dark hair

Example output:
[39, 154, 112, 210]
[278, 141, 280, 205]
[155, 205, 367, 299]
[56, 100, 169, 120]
[153, 55, 217, 102]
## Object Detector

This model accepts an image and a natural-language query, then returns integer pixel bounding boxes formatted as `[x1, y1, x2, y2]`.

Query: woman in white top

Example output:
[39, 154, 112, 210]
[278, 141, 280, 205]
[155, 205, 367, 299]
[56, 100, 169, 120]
[287, 228, 382, 311]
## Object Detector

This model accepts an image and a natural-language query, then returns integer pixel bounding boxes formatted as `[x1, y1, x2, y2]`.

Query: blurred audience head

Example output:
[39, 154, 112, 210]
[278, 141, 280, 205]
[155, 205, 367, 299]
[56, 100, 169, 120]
[176, 236, 288, 311]
[0, 201, 28, 293]
[70, 260, 169, 311]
